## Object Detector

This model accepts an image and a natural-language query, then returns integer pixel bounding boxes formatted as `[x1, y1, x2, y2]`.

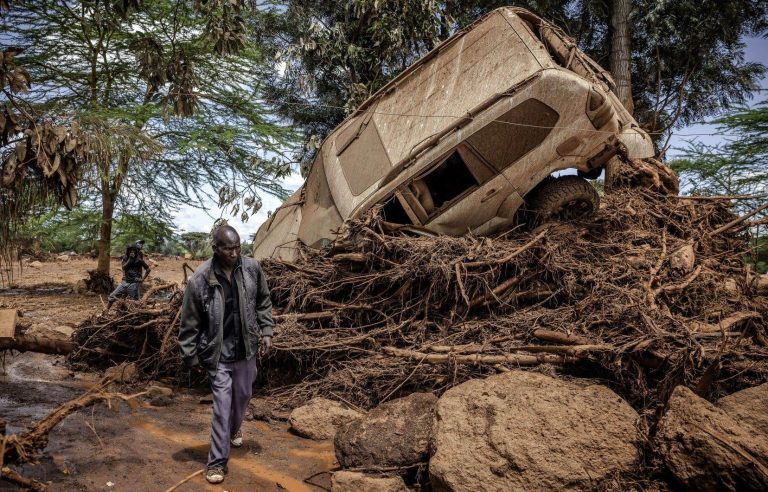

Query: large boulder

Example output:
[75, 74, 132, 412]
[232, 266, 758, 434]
[430, 371, 640, 492]
[656, 385, 768, 491]
[335, 392, 437, 468]
[717, 383, 768, 436]
[331, 471, 408, 492]
[289, 397, 363, 440]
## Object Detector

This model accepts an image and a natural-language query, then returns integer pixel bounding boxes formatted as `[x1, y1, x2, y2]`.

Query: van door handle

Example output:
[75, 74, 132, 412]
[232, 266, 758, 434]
[480, 188, 498, 203]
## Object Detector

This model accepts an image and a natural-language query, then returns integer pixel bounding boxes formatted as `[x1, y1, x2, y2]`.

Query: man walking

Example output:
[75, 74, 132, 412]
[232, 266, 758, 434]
[178, 225, 274, 484]
[107, 242, 151, 309]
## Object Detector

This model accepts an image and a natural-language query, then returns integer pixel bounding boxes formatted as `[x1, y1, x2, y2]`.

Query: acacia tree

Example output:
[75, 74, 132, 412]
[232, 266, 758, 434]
[670, 103, 768, 271]
[2, 0, 293, 275]
[671, 103, 768, 211]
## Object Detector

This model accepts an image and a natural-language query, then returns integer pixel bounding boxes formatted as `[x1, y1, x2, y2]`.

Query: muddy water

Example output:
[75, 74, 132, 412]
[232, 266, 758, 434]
[1, 352, 336, 491]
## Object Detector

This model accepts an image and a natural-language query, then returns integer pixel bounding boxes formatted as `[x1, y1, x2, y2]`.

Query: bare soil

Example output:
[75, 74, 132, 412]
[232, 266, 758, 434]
[1, 258, 336, 492]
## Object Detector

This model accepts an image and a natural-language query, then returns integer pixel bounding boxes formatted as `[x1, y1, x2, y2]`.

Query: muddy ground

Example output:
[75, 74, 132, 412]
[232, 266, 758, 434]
[1, 257, 336, 492]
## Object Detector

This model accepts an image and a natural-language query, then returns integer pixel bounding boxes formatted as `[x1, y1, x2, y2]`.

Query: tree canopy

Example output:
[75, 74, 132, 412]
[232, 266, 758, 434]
[1, 0, 295, 275]
[671, 102, 768, 211]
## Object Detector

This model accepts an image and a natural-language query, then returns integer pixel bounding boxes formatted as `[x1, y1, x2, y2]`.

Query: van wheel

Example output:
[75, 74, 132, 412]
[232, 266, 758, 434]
[529, 176, 599, 223]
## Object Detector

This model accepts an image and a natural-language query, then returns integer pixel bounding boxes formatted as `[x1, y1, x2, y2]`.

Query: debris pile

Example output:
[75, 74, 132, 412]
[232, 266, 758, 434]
[66, 285, 198, 384]
[261, 189, 767, 410]
[65, 189, 767, 417]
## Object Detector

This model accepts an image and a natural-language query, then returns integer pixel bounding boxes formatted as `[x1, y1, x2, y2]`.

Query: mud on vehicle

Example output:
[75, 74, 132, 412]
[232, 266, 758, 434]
[254, 7, 656, 261]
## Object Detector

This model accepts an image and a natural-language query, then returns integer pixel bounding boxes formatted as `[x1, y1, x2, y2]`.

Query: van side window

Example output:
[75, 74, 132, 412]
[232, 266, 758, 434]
[381, 195, 413, 225]
[336, 115, 391, 196]
[466, 98, 558, 171]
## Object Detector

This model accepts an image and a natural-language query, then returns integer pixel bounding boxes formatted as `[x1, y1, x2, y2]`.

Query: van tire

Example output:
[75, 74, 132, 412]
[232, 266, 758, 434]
[529, 176, 599, 223]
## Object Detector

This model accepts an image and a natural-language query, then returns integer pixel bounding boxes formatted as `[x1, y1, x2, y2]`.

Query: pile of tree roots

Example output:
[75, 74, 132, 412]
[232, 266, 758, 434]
[66, 284, 197, 384]
[67, 188, 767, 417]
[261, 188, 767, 412]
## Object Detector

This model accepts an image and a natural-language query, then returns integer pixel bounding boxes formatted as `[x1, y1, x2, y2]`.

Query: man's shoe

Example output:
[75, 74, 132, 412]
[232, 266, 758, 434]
[231, 429, 243, 447]
[205, 466, 226, 484]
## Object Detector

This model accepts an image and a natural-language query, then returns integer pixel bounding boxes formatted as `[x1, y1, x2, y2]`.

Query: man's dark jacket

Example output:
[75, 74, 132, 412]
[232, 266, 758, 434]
[179, 257, 274, 375]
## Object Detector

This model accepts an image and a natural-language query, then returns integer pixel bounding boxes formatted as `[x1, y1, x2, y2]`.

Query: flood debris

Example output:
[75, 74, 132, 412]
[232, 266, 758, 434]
[66, 288, 195, 383]
[258, 188, 767, 412]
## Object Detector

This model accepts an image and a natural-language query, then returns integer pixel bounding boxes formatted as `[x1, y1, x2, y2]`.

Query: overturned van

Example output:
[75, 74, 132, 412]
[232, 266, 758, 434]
[253, 7, 655, 261]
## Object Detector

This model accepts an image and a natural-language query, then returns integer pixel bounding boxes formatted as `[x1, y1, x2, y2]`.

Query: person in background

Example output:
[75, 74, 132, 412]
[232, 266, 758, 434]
[106, 242, 151, 309]
[178, 225, 273, 484]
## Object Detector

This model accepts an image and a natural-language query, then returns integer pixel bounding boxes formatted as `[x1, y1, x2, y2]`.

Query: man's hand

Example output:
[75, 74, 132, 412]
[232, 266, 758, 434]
[259, 335, 272, 357]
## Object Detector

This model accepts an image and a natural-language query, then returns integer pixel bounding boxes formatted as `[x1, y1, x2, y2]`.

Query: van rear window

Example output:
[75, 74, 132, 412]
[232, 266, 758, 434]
[466, 98, 558, 171]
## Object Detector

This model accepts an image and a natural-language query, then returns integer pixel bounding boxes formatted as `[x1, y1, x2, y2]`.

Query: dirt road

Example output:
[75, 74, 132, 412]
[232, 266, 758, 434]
[1, 258, 337, 491]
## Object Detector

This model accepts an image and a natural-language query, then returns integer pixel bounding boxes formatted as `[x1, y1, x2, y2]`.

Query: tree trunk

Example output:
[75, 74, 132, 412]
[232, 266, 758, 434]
[0, 335, 73, 355]
[606, 0, 634, 192]
[609, 0, 633, 115]
[97, 189, 114, 274]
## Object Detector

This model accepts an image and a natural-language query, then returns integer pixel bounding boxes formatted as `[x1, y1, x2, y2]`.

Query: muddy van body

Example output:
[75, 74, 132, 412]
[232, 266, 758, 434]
[253, 7, 654, 261]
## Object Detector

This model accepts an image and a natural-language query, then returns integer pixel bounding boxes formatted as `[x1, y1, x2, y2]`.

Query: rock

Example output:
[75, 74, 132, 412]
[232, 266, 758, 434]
[430, 371, 639, 492]
[148, 395, 173, 407]
[289, 397, 363, 440]
[717, 382, 768, 436]
[74, 279, 88, 294]
[670, 243, 696, 272]
[331, 471, 408, 492]
[28, 261, 43, 268]
[24, 323, 74, 341]
[335, 392, 436, 468]
[57, 254, 70, 262]
[146, 384, 173, 399]
[656, 385, 768, 491]
[105, 362, 139, 383]
[249, 397, 279, 422]
[723, 278, 740, 295]
[183, 253, 193, 260]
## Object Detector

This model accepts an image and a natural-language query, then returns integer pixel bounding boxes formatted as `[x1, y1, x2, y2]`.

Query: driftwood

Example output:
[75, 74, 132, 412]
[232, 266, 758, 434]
[1, 383, 146, 490]
[708, 203, 768, 236]
[382, 346, 571, 366]
[0, 335, 73, 355]
[0, 467, 45, 491]
[256, 189, 766, 409]
[690, 311, 762, 333]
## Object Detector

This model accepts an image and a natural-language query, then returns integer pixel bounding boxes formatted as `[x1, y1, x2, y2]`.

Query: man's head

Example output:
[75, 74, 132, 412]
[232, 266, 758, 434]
[212, 225, 241, 269]
[126, 246, 138, 258]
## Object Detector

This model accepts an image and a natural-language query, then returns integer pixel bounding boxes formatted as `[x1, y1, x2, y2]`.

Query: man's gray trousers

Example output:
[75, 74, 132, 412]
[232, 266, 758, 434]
[207, 357, 257, 468]
[108, 281, 141, 302]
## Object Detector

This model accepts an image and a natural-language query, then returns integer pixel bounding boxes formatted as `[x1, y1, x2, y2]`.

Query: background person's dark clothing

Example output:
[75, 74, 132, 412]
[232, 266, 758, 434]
[213, 259, 246, 362]
[122, 254, 150, 283]
[108, 251, 150, 303]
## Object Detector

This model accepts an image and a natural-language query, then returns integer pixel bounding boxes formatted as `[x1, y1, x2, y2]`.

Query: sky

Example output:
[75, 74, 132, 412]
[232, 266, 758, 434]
[174, 36, 768, 239]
